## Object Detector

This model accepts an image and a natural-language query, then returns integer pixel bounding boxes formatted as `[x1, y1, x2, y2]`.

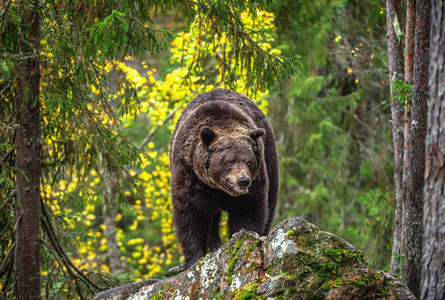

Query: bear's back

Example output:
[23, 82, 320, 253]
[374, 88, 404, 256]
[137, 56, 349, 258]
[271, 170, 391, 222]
[181, 89, 265, 125]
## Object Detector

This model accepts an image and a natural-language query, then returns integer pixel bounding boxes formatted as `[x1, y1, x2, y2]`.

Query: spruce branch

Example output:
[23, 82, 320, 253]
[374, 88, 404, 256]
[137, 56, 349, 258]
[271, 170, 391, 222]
[0, 242, 15, 279]
[40, 197, 103, 293]
[40, 238, 83, 300]
[0, 148, 14, 168]
[138, 108, 178, 151]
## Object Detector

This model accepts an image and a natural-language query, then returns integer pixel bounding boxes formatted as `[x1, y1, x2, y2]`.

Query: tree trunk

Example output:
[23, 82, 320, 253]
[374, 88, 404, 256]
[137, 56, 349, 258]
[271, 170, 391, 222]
[14, 0, 41, 299]
[103, 193, 125, 274]
[386, 0, 406, 276]
[404, 0, 430, 297]
[402, 0, 415, 201]
[101, 168, 125, 274]
[421, 1, 445, 299]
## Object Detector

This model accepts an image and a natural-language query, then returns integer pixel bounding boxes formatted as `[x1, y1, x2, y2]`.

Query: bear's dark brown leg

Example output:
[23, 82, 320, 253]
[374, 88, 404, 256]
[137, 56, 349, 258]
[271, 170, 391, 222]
[263, 138, 279, 235]
[208, 210, 222, 252]
[173, 202, 212, 269]
[227, 193, 267, 236]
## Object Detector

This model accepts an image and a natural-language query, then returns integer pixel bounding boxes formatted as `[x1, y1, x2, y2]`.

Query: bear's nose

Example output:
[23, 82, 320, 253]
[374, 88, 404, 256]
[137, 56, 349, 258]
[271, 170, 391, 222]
[238, 177, 251, 187]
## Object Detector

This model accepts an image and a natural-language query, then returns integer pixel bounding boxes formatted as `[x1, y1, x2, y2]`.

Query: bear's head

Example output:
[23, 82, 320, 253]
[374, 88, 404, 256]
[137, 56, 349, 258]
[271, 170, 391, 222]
[197, 127, 265, 197]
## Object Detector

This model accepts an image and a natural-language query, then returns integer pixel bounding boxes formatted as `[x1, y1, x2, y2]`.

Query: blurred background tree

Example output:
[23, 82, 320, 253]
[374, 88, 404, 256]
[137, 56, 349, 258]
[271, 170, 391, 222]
[270, 0, 393, 270]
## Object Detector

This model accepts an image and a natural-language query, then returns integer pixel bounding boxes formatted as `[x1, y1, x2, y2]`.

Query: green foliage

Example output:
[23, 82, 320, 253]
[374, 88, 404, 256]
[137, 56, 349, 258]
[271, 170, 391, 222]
[393, 78, 413, 108]
[85, 10, 174, 59]
[270, 0, 393, 272]
[1, 1, 295, 298]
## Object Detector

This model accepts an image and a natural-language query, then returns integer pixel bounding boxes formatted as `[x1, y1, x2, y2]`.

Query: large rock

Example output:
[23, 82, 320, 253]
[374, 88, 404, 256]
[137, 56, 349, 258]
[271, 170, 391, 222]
[94, 217, 416, 300]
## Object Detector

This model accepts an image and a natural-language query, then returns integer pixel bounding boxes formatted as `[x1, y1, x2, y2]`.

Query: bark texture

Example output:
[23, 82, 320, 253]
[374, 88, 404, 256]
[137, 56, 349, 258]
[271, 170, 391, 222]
[402, 0, 415, 204]
[421, 0, 445, 299]
[95, 217, 417, 300]
[386, 0, 406, 276]
[13, 0, 41, 299]
[404, 0, 430, 297]
[102, 174, 125, 274]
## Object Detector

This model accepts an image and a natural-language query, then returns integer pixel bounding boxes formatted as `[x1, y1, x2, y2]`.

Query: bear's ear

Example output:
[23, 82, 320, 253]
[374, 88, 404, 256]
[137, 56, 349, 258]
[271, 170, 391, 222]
[250, 128, 265, 141]
[200, 127, 216, 147]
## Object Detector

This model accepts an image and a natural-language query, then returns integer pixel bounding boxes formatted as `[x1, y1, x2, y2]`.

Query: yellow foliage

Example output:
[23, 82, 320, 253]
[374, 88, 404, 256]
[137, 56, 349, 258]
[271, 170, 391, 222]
[129, 220, 138, 231]
[39, 5, 278, 282]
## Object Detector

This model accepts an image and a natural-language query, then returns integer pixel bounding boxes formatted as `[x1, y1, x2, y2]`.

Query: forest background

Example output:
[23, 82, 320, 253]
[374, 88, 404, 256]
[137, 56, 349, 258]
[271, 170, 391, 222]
[1, 0, 399, 298]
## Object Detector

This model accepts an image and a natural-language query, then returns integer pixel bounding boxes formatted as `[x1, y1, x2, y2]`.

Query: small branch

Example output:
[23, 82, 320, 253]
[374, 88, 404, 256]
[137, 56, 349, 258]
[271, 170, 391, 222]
[40, 198, 102, 292]
[0, 148, 14, 168]
[138, 108, 178, 151]
[0, 242, 15, 278]
[0, 0, 13, 24]
[40, 238, 82, 300]
[0, 190, 15, 213]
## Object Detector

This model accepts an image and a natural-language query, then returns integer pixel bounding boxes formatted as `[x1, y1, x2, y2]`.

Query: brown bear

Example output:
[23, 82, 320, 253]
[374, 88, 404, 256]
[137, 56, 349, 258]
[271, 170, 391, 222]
[169, 88, 279, 270]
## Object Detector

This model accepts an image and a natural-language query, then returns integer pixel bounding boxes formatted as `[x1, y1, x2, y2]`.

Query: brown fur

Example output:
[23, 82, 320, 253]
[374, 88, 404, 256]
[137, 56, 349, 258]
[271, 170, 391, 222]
[170, 89, 279, 268]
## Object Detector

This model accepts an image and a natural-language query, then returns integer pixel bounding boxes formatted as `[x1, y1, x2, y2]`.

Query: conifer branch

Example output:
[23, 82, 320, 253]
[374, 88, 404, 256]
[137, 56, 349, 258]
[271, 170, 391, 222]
[40, 197, 102, 294]
[138, 108, 178, 151]
[0, 148, 14, 168]
[0, 242, 14, 278]
[40, 238, 83, 300]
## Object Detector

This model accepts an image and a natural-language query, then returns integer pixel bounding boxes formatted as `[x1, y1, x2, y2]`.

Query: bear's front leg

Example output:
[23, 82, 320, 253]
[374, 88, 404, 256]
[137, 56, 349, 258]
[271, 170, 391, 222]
[173, 201, 212, 269]
[228, 198, 267, 237]
[208, 210, 223, 252]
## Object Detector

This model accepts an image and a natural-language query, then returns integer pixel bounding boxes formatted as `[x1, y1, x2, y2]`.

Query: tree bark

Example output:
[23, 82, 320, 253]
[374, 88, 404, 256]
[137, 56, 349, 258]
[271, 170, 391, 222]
[386, 0, 406, 276]
[101, 167, 125, 274]
[103, 192, 125, 274]
[404, 0, 430, 297]
[13, 0, 41, 299]
[402, 0, 415, 193]
[421, 1, 445, 299]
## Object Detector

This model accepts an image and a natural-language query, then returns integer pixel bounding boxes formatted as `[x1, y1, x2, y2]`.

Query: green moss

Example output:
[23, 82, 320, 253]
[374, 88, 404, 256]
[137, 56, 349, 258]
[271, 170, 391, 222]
[279, 272, 297, 279]
[227, 255, 239, 273]
[226, 238, 244, 277]
[231, 283, 260, 300]
[319, 270, 384, 295]
[266, 263, 277, 274]
[213, 286, 220, 294]
[312, 291, 325, 300]
[213, 285, 225, 299]
[285, 286, 298, 295]
[312, 248, 365, 279]
[287, 230, 295, 237]
[323, 248, 364, 264]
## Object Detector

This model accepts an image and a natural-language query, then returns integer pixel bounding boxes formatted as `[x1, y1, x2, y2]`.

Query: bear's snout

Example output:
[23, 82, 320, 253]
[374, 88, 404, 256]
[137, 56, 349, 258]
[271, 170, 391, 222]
[238, 177, 251, 187]
[225, 174, 250, 196]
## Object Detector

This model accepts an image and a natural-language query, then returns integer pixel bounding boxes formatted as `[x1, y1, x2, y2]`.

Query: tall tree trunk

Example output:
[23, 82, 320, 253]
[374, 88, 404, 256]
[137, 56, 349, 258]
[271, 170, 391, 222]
[421, 1, 445, 299]
[386, 0, 406, 276]
[401, 0, 415, 280]
[103, 182, 125, 275]
[402, 0, 415, 200]
[14, 0, 41, 299]
[404, 0, 430, 297]
[99, 157, 124, 274]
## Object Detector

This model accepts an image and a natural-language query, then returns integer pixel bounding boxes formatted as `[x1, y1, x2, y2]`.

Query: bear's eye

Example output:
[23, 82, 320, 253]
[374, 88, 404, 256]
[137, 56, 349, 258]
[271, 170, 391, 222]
[247, 161, 253, 167]
[227, 160, 236, 166]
